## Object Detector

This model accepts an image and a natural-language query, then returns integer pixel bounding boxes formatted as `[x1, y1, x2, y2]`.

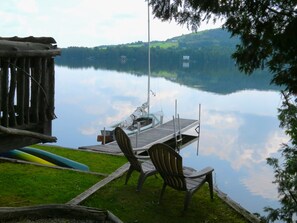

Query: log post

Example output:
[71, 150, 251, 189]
[9, 58, 17, 126]
[16, 58, 26, 126]
[2, 59, 9, 127]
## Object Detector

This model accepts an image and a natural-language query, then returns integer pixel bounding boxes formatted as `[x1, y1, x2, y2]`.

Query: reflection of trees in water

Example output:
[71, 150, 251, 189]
[56, 57, 280, 94]
[175, 66, 280, 94]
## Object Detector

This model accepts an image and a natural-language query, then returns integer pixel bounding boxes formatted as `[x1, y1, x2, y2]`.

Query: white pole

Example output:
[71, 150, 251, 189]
[147, 0, 151, 115]
[173, 116, 177, 150]
[175, 99, 177, 118]
[103, 127, 106, 145]
[197, 104, 201, 156]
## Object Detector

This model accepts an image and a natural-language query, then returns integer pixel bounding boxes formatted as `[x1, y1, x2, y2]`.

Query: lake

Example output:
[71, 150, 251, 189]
[52, 64, 286, 218]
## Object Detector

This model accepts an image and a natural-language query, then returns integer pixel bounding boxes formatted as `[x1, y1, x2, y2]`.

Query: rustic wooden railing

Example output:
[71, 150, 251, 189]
[0, 37, 61, 153]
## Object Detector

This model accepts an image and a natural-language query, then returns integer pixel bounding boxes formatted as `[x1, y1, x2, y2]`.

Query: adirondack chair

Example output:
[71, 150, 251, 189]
[148, 143, 214, 211]
[114, 127, 157, 191]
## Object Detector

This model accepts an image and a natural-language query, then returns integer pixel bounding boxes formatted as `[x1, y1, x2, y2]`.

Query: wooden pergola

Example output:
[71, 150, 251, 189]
[0, 37, 61, 153]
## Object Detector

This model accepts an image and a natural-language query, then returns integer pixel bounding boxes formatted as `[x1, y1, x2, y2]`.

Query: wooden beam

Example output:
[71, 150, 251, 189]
[0, 36, 57, 44]
[0, 39, 61, 58]
[0, 204, 112, 222]
[0, 125, 57, 143]
[67, 163, 129, 205]
[0, 135, 42, 153]
[0, 50, 61, 57]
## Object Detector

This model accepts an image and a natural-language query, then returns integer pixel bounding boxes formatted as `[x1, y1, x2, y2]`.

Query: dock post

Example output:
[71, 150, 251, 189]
[136, 122, 140, 147]
[173, 116, 178, 151]
[103, 127, 106, 145]
[137, 122, 141, 134]
[177, 114, 182, 149]
[195, 104, 201, 156]
[136, 131, 138, 148]
[175, 99, 178, 118]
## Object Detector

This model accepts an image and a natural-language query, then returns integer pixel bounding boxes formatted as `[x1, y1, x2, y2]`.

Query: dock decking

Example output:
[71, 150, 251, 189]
[79, 118, 199, 154]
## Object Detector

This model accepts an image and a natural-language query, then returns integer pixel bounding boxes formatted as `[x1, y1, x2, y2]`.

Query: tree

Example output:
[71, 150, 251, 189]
[149, 0, 297, 222]
[266, 92, 297, 222]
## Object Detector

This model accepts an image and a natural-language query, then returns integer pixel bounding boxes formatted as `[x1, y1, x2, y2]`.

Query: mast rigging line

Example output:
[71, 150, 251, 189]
[147, 0, 151, 115]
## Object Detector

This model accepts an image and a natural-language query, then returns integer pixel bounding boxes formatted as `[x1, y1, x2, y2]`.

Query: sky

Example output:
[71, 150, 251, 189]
[0, 0, 222, 48]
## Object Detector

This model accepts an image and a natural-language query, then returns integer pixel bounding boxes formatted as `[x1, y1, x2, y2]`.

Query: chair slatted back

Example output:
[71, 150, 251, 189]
[115, 127, 142, 172]
[149, 143, 187, 191]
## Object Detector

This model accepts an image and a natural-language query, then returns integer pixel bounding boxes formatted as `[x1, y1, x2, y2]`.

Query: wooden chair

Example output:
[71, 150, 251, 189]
[148, 143, 214, 211]
[114, 127, 157, 191]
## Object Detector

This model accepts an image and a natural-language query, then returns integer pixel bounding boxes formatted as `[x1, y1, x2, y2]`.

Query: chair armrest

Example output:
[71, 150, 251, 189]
[132, 146, 149, 159]
[135, 155, 150, 160]
[185, 167, 214, 178]
[133, 146, 148, 152]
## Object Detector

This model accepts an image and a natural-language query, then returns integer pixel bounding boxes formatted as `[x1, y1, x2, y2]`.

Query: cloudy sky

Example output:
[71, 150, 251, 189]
[0, 0, 222, 48]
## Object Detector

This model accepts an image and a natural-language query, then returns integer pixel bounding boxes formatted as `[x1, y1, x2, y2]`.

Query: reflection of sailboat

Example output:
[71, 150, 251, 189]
[97, 1, 163, 144]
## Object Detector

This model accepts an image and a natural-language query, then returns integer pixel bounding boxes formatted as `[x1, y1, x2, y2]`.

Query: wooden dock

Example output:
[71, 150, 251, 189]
[79, 118, 199, 154]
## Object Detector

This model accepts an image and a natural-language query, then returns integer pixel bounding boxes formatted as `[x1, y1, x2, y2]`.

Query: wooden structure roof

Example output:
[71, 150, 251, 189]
[0, 37, 61, 153]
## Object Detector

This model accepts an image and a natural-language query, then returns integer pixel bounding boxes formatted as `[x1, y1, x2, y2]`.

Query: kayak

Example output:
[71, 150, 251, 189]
[19, 147, 89, 171]
[1, 149, 56, 166]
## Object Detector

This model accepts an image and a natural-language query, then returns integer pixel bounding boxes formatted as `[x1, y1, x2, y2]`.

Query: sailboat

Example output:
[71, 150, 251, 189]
[97, 1, 163, 144]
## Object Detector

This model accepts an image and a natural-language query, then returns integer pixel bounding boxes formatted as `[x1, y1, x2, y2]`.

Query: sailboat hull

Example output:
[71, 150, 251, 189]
[97, 114, 161, 144]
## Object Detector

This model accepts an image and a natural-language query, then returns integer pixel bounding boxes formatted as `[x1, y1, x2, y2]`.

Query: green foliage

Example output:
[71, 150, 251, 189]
[266, 92, 297, 221]
[149, 0, 297, 222]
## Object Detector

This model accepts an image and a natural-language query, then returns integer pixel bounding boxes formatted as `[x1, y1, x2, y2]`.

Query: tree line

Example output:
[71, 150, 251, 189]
[56, 28, 236, 70]
[57, 44, 234, 68]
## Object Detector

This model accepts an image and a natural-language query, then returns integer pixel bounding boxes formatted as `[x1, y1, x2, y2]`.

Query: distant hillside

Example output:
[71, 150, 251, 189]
[167, 28, 239, 49]
[100, 28, 238, 50]
[56, 28, 239, 69]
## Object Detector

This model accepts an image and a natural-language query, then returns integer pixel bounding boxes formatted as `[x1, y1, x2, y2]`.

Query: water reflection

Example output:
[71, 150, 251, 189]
[53, 65, 286, 217]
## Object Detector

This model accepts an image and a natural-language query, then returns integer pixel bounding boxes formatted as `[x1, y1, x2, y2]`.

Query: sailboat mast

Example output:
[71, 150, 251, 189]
[147, 0, 151, 115]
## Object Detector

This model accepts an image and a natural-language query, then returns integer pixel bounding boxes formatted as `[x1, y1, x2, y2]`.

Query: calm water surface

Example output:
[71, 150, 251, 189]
[53, 66, 287, 217]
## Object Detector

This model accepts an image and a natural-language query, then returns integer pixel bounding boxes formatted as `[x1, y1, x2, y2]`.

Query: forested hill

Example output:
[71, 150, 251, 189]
[56, 28, 239, 69]
[167, 28, 238, 49]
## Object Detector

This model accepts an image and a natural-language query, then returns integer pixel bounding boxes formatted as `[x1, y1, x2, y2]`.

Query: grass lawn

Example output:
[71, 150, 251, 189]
[82, 171, 249, 223]
[0, 145, 251, 222]
[0, 161, 103, 207]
